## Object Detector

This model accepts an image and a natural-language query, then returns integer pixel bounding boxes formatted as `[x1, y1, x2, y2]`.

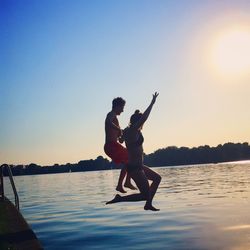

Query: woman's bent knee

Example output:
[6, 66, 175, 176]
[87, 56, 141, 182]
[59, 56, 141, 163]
[155, 174, 161, 184]
[140, 188, 150, 200]
[141, 193, 149, 200]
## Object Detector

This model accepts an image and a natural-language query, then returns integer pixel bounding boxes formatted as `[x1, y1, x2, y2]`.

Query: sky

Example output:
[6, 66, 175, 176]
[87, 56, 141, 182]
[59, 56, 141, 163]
[1, 0, 250, 166]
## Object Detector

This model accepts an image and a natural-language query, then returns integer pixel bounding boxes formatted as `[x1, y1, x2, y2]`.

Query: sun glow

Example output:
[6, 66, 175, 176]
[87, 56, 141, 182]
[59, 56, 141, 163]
[210, 27, 250, 78]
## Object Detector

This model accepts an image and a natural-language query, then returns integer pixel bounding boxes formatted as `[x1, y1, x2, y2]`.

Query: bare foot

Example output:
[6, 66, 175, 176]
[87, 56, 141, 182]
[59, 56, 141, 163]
[116, 186, 127, 193]
[144, 204, 160, 211]
[124, 183, 137, 190]
[106, 194, 122, 205]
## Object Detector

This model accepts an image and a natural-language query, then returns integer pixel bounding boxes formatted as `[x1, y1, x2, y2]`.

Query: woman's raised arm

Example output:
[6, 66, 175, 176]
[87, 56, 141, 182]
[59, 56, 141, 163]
[134, 92, 159, 130]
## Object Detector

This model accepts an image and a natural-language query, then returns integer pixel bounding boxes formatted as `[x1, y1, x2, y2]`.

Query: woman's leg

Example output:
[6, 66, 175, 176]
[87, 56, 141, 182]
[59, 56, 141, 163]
[142, 165, 161, 209]
[107, 169, 149, 204]
[107, 168, 159, 211]
[116, 166, 127, 193]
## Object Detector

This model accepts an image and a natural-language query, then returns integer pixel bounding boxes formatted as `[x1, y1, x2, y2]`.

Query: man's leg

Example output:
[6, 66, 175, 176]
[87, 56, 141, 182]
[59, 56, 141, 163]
[116, 165, 127, 193]
[124, 166, 137, 190]
[113, 144, 137, 192]
[116, 165, 137, 192]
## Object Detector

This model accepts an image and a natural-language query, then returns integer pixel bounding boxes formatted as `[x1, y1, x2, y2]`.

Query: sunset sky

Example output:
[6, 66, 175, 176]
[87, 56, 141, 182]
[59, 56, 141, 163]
[1, 0, 250, 165]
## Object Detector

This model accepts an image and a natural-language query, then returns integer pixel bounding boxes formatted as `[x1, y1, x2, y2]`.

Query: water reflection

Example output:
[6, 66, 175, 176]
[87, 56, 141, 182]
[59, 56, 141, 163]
[4, 162, 250, 250]
[223, 225, 250, 231]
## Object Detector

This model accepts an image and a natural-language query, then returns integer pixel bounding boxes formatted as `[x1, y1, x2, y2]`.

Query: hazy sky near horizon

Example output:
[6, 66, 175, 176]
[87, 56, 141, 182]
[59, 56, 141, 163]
[1, 0, 250, 165]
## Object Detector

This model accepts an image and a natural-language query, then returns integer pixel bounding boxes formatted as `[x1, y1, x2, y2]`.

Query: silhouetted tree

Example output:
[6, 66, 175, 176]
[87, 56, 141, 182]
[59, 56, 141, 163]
[2, 142, 250, 176]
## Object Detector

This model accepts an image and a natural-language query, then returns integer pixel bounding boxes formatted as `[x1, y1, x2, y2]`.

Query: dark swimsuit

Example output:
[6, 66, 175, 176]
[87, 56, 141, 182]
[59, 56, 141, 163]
[126, 131, 144, 173]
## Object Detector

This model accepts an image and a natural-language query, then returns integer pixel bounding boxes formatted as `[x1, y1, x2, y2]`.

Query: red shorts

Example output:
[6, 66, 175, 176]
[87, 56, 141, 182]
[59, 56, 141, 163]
[104, 142, 128, 164]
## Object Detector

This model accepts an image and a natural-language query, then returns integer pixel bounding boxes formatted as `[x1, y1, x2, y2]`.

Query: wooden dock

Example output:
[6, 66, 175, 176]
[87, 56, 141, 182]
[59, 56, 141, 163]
[0, 197, 43, 250]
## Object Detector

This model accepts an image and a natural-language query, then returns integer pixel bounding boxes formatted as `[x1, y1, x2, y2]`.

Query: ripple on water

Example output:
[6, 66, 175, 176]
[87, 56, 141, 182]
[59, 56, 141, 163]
[4, 163, 250, 250]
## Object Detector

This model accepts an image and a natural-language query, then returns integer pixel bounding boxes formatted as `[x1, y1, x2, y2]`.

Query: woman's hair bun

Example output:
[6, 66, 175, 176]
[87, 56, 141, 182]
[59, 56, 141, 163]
[130, 109, 142, 125]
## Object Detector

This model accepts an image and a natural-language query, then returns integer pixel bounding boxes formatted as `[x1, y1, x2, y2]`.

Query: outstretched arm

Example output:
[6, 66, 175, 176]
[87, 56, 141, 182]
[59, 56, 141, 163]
[134, 92, 159, 130]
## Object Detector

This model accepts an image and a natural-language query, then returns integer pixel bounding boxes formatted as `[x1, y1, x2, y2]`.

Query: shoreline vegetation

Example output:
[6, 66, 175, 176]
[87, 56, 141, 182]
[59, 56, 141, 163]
[2, 142, 250, 176]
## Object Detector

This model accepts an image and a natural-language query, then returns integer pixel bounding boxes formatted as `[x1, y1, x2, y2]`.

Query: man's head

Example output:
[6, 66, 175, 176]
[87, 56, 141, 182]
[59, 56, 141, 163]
[112, 97, 126, 115]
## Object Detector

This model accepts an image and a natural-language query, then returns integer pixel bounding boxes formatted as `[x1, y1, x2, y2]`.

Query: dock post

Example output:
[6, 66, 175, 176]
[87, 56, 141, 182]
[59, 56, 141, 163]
[0, 165, 4, 201]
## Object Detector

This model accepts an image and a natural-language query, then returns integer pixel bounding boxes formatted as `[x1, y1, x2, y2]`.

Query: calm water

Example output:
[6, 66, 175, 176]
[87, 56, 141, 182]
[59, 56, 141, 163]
[4, 162, 250, 250]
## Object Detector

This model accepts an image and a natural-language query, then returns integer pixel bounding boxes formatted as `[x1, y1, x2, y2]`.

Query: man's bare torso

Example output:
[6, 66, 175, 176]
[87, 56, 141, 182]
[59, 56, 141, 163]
[105, 111, 120, 143]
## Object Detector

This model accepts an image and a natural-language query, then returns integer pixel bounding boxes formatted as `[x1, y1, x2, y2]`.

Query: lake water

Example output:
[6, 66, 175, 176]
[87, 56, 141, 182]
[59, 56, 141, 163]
[4, 162, 250, 250]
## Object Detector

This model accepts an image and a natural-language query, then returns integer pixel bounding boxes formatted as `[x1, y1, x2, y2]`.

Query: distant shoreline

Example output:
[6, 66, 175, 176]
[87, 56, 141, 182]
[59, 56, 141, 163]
[2, 142, 250, 176]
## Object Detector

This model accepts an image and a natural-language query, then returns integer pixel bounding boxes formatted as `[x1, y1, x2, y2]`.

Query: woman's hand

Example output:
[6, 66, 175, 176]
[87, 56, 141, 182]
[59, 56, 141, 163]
[151, 92, 159, 104]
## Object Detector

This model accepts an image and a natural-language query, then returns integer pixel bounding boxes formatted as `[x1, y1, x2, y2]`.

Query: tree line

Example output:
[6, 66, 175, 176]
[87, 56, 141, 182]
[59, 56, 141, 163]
[2, 142, 250, 176]
[144, 142, 250, 166]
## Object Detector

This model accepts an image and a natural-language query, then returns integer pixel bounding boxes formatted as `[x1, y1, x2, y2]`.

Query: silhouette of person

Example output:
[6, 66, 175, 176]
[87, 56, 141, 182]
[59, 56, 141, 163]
[104, 97, 137, 193]
[106, 92, 161, 211]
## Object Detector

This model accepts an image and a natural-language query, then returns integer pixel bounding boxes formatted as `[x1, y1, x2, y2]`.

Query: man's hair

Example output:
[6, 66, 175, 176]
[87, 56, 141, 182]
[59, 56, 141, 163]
[112, 97, 126, 109]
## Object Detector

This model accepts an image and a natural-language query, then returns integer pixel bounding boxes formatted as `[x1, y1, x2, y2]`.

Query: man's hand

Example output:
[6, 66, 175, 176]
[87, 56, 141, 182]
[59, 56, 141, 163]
[117, 128, 122, 137]
[118, 129, 124, 143]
